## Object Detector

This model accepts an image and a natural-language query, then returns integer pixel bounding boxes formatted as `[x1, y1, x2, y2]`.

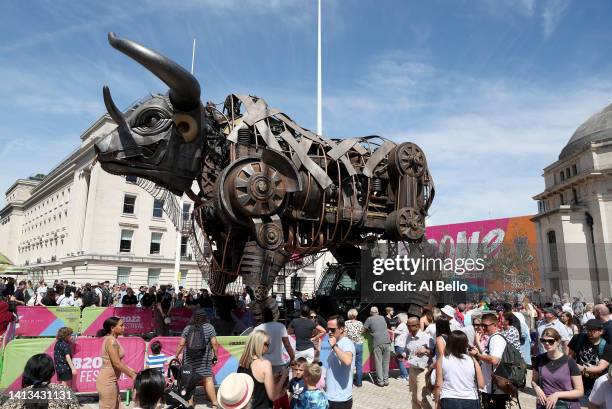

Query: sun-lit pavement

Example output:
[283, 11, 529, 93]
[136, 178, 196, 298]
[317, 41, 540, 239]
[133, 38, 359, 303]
[79, 370, 589, 408]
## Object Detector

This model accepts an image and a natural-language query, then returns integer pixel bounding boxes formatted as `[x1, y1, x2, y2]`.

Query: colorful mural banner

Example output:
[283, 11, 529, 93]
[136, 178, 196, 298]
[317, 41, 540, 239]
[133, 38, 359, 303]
[81, 307, 115, 336]
[113, 307, 154, 335]
[148, 336, 248, 385]
[425, 215, 540, 292]
[168, 308, 193, 333]
[0, 338, 57, 390]
[0, 337, 146, 392]
[72, 337, 146, 392]
[16, 307, 81, 337]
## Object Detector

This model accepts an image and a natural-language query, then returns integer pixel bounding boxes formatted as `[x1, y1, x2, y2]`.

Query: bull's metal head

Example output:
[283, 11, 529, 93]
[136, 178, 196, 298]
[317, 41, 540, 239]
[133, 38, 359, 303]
[95, 33, 206, 196]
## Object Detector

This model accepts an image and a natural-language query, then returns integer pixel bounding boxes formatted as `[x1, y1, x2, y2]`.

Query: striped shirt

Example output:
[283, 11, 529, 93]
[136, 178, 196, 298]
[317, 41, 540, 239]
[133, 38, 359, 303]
[146, 353, 169, 369]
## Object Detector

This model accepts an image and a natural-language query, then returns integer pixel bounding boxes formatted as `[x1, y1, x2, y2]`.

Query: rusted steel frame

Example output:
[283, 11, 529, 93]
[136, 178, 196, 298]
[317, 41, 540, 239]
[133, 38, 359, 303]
[327, 159, 342, 244]
[219, 227, 232, 272]
[299, 173, 312, 213]
[194, 209, 221, 270]
[339, 174, 357, 243]
[305, 143, 328, 254]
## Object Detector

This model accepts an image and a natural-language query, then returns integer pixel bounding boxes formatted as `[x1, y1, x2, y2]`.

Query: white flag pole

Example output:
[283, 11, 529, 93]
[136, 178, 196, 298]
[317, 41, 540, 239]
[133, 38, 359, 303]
[174, 38, 196, 290]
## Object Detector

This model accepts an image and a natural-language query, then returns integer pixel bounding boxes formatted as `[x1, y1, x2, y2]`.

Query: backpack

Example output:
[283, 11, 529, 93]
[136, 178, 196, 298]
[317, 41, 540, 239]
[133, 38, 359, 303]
[186, 325, 209, 354]
[101, 288, 113, 307]
[83, 290, 98, 307]
[575, 333, 607, 358]
[489, 333, 527, 396]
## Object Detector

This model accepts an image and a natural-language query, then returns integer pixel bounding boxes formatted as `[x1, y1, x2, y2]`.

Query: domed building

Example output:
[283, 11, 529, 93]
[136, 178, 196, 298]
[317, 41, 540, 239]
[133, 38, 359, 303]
[533, 103, 612, 302]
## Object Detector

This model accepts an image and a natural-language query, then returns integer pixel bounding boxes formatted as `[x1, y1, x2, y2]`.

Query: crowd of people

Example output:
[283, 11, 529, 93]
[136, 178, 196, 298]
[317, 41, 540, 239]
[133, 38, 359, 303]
[0, 279, 612, 409]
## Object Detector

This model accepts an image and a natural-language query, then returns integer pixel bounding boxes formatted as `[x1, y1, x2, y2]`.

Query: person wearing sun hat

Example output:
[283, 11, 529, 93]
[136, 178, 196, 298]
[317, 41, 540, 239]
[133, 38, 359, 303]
[218, 372, 255, 409]
[441, 305, 462, 331]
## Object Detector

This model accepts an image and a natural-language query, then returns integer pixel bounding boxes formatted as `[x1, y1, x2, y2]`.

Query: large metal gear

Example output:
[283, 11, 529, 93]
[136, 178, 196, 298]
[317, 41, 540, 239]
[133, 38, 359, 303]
[228, 159, 286, 217]
[385, 206, 426, 241]
[390, 142, 427, 177]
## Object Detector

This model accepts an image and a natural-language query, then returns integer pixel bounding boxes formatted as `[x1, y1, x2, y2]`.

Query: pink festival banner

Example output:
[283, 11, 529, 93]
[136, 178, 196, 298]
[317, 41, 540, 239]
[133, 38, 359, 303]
[169, 308, 193, 333]
[113, 307, 154, 335]
[72, 337, 146, 392]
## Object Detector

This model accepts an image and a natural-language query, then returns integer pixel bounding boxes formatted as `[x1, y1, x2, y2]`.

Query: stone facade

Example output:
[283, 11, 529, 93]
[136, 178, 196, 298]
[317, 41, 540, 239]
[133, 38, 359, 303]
[533, 103, 612, 302]
[0, 115, 202, 289]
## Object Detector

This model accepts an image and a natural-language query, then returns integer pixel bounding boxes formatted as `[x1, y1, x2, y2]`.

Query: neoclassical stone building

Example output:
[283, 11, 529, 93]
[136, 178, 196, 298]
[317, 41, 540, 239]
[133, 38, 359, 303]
[0, 115, 203, 289]
[533, 103, 612, 302]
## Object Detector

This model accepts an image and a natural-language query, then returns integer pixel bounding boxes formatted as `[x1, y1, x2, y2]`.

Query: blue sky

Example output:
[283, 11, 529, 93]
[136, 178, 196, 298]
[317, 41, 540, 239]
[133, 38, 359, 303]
[2, 0, 612, 225]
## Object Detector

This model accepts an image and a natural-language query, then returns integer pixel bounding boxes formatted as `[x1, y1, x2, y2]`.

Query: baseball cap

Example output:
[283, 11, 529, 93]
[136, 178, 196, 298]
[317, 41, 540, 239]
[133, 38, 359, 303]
[585, 319, 604, 329]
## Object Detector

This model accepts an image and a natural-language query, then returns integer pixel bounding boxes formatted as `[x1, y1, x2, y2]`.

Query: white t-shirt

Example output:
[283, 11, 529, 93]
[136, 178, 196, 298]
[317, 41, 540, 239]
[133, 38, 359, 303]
[440, 354, 479, 400]
[425, 323, 436, 338]
[481, 333, 507, 394]
[254, 322, 289, 366]
[59, 296, 75, 307]
[394, 322, 409, 347]
[589, 374, 612, 409]
[582, 312, 596, 325]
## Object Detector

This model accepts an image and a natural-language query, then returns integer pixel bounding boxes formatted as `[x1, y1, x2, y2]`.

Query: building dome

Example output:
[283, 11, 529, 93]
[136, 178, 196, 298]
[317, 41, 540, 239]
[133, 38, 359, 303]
[560, 102, 612, 159]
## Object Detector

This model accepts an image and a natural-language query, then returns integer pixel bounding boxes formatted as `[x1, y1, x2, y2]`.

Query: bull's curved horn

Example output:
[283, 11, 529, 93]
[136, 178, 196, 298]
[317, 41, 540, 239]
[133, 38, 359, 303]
[107, 32, 201, 111]
[103, 86, 128, 128]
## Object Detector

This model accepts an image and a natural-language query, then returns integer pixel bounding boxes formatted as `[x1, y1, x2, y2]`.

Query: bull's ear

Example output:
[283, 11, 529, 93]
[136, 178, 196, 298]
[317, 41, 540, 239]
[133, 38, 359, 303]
[173, 113, 198, 142]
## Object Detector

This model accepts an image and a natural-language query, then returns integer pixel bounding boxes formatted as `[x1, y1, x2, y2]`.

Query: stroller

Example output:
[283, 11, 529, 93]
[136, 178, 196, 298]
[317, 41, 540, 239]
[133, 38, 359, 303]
[164, 359, 200, 409]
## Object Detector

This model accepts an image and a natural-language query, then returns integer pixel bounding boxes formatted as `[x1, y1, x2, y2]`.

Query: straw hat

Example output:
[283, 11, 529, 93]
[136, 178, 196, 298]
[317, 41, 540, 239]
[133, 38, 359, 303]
[217, 373, 254, 409]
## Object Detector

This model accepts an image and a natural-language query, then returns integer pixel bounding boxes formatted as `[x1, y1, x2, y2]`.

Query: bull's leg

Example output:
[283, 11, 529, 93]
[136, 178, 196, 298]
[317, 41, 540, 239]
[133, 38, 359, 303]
[240, 241, 289, 325]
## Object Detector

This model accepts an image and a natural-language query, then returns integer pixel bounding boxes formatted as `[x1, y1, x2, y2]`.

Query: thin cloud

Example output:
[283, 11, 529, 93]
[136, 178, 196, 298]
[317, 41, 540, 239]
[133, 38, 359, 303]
[541, 0, 571, 39]
[323, 52, 612, 224]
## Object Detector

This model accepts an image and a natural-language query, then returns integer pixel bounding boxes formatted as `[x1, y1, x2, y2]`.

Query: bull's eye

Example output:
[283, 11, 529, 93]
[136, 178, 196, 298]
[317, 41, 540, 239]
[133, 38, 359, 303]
[145, 114, 159, 127]
[132, 108, 172, 136]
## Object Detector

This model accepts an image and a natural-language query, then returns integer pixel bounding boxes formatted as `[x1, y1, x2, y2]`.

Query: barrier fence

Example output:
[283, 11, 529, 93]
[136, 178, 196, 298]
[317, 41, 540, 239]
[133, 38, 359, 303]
[2, 306, 399, 392]
[16, 306, 196, 337]
[0, 334, 391, 392]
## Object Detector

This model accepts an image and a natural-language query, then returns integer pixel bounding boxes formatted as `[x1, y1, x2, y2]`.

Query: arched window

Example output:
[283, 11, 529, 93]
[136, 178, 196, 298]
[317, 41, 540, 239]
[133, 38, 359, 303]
[547, 231, 559, 272]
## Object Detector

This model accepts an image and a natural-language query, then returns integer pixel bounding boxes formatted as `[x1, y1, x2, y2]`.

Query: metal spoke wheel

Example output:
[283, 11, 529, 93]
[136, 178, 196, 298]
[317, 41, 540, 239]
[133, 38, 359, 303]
[390, 142, 426, 177]
[385, 206, 425, 241]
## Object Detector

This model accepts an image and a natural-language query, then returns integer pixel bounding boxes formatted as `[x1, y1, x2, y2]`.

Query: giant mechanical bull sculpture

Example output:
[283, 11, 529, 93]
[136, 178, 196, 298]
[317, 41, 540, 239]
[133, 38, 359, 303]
[95, 33, 435, 312]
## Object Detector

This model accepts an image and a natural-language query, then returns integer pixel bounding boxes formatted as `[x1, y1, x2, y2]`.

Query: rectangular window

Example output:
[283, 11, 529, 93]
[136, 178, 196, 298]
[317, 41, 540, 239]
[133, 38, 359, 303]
[150, 232, 162, 254]
[119, 230, 133, 253]
[117, 267, 131, 284]
[572, 164, 577, 176]
[560, 171, 565, 182]
[153, 199, 164, 218]
[123, 194, 136, 214]
[181, 236, 188, 257]
[147, 268, 161, 287]
[179, 269, 188, 288]
[566, 168, 570, 179]
[125, 175, 138, 184]
[182, 203, 191, 222]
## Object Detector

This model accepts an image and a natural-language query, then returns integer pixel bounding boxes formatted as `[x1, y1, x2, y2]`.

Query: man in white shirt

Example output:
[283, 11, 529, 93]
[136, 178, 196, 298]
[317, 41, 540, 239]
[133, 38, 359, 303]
[469, 313, 509, 409]
[589, 365, 612, 409]
[537, 308, 571, 354]
[404, 317, 434, 409]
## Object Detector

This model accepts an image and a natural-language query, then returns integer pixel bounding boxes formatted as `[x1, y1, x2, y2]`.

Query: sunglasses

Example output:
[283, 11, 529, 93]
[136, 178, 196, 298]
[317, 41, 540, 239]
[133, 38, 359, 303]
[264, 342, 270, 347]
[327, 327, 338, 333]
[310, 316, 317, 319]
[539, 338, 556, 345]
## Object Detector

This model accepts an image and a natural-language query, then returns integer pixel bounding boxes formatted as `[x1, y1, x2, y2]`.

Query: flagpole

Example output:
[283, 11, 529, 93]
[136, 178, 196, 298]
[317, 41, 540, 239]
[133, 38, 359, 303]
[317, 0, 323, 137]
[174, 38, 196, 290]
